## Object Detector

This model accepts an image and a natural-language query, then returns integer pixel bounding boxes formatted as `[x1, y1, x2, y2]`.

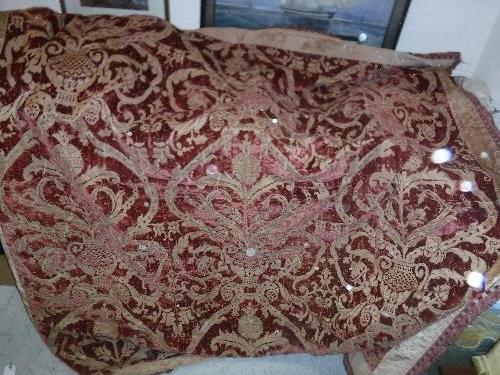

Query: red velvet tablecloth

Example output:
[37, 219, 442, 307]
[0, 8, 498, 374]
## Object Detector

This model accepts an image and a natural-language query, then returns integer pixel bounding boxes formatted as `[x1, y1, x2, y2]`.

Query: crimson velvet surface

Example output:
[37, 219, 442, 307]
[0, 8, 498, 375]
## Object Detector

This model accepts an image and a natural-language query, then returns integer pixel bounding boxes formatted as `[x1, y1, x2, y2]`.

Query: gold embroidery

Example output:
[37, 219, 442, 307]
[0, 9, 498, 375]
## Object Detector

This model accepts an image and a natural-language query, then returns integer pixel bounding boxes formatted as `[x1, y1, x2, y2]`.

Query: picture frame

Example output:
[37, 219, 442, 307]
[61, 0, 169, 20]
[382, 0, 412, 49]
[201, 0, 412, 49]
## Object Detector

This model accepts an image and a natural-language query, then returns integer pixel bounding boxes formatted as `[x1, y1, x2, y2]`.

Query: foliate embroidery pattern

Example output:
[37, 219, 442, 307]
[0, 9, 498, 375]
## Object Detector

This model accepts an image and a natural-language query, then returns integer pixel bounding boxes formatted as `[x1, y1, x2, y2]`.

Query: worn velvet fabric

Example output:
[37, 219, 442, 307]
[0, 8, 499, 375]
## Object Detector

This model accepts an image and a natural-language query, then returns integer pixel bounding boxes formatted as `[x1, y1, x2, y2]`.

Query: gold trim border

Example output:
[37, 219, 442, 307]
[438, 71, 500, 284]
[439, 71, 500, 198]
[197, 27, 458, 69]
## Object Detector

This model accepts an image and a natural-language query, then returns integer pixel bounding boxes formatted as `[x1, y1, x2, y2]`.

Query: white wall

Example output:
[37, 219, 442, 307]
[169, 0, 201, 29]
[474, 12, 500, 110]
[0, 0, 61, 12]
[397, 0, 500, 77]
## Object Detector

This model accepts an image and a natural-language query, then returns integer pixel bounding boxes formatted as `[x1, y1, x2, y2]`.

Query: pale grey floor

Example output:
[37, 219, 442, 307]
[169, 354, 347, 375]
[0, 285, 345, 375]
[0, 286, 75, 375]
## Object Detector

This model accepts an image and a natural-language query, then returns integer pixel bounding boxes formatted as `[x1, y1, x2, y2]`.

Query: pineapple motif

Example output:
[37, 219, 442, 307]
[46, 50, 101, 107]
[379, 257, 428, 316]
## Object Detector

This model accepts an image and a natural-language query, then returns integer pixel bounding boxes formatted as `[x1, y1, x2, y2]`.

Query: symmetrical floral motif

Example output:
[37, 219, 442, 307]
[0, 8, 498, 375]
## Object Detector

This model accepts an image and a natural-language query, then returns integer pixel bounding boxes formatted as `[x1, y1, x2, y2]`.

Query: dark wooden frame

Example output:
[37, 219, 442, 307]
[382, 0, 412, 49]
[60, 0, 170, 20]
[201, 0, 215, 28]
[201, 0, 411, 49]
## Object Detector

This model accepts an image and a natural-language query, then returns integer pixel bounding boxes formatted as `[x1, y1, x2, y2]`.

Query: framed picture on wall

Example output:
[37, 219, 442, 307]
[61, 0, 169, 20]
[201, 0, 411, 49]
